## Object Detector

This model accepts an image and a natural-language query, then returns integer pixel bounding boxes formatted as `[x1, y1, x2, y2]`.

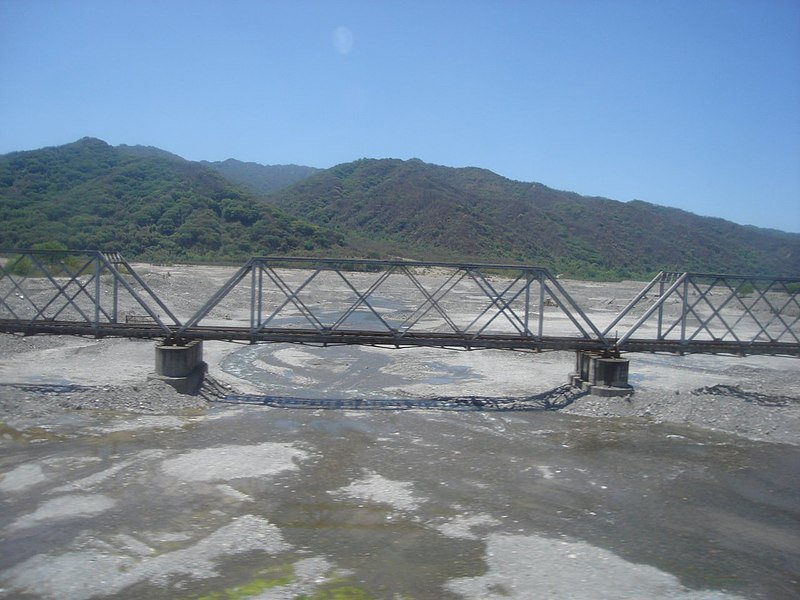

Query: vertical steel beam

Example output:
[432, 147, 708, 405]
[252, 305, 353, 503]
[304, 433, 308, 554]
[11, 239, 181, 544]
[94, 255, 101, 332]
[523, 270, 530, 336]
[250, 261, 258, 337]
[112, 262, 119, 323]
[680, 276, 689, 345]
[657, 274, 665, 340]
[537, 271, 545, 339]
[257, 261, 264, 333]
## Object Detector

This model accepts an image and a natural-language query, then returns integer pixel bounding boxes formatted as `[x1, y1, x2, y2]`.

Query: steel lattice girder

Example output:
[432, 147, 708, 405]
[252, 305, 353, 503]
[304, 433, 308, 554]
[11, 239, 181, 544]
[0, 249, 179, 335]
[177, 257, 606, 346]
[2, 251, 799, 356]
[606, 271, 800, 348]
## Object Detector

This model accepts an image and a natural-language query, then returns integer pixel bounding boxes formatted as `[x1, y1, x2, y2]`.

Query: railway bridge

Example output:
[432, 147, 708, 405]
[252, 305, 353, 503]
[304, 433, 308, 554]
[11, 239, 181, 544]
[2, 250, 798, 395]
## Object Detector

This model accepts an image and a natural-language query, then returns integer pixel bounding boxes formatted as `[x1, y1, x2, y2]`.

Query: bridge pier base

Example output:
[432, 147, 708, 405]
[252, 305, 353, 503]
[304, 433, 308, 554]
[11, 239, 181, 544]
[570, 350, 633, 397]
[152, 339, 206, 394]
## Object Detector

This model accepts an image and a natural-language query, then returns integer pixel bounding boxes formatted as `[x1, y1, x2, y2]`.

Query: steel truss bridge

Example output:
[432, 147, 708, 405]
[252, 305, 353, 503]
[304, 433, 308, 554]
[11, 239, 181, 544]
[1, 250, 799, 357]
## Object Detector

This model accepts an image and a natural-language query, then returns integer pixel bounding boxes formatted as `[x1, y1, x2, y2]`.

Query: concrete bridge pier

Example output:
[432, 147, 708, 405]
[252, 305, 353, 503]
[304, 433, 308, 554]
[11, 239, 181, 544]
[152, 339, 206, 394]
[570, 350, 633, 397]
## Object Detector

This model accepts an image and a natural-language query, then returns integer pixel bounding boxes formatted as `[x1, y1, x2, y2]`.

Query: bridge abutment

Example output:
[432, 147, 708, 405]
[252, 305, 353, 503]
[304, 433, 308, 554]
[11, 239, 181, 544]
[152, 339, 206, 394]
[571, 350, 633, 397]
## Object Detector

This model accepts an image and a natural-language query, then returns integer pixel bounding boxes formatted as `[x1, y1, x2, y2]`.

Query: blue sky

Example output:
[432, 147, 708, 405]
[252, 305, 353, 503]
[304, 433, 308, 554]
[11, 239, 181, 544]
[1, 0, 799, 232]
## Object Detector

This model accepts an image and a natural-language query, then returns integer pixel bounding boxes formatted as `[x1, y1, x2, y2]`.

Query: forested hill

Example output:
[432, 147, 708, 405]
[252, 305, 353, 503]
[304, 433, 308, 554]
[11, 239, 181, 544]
[0, 138, 341, 261]
[1, 138, 798, 278]
[204, 159, 319, 196]
[265, 158, 800, 278]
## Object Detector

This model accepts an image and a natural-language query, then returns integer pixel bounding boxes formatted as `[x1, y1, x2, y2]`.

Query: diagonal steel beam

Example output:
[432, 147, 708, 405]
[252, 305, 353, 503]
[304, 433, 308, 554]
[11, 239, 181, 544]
[179, 260, 254, 332]
[615, 273, 689, 346]
[330, 266, 397, 332]
[24, 253, 95, 326]
[258, 265, 326, 331]
[397, 266, 466, 335]
[544, 274, 607, 341]
[109, 254, 180, 329]
[40, 255, 115, 326]
[683, 278, 740, 342]
[463, 270, 529, 337]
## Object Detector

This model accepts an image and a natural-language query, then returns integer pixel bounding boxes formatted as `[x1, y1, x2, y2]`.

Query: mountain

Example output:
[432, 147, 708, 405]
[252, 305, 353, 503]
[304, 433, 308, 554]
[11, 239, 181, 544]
[204, 159, 319, 196]
[264, 158, 800, 278]
[1, 139, 798, 279]
[0, 138, 342, 261]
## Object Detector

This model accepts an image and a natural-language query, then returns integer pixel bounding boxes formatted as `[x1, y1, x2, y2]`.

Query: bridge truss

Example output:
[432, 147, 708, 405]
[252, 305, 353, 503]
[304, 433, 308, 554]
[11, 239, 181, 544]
[0, 250, 180, 338]
[603, 271, 800, 355]
[1, 251, 798, 356]
[175, 257, 606, 350]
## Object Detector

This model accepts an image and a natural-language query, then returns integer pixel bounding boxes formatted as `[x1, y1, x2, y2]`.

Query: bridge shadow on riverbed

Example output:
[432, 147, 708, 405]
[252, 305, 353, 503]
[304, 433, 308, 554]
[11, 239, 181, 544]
[1, 380, 590, 412]
[217, 383, 589, 411]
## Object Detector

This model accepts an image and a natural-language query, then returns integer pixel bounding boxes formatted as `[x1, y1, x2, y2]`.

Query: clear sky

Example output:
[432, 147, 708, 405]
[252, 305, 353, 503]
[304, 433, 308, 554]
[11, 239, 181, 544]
[1, 0, 799, 232]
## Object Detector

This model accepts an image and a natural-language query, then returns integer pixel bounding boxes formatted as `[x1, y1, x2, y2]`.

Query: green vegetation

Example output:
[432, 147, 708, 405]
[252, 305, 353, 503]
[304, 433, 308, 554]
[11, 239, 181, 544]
[296, 583, 375, 600]
[264, 158, 800, 279]
[205, 158, 320, 196]
[186, 564, 377, 600]
[191, 564, 295, 599]
[0, 138, 342, 263]
[4, 241, 89, 276]
[2, 139, 799, 279]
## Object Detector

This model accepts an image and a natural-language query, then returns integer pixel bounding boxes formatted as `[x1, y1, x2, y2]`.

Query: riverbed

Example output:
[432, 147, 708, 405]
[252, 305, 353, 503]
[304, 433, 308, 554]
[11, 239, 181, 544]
[1, 264, 799, 599]
[1, 393, 798, 599]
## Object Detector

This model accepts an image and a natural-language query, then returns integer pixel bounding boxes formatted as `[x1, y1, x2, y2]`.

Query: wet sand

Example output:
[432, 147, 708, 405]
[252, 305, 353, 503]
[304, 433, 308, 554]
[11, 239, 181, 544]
[1, 390, 798, 599]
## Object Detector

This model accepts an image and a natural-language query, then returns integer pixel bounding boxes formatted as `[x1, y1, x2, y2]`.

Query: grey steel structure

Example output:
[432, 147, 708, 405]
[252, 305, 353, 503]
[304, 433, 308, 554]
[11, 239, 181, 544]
[1, 250, 799, 356]
[0, 250, 180, 338]
[175, 256, 605, 350]
[603, 271, 800, 355]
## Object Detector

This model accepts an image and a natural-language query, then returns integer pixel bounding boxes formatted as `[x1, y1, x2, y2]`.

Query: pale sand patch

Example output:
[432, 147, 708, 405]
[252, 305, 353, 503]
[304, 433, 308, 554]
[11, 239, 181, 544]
[273, 347, 321, 368]
[330, 470, 423, 512]
[51, 450, 165, 493]
[0, 463, 47, 492]
[216, 483, 253, 503]
[446, 534, 747, 599]
[88, 415, 189, 433]
[161, 442, 307, 482]
[8, 493, 116, 532]
[5, 514, 289, 600]
[0, 338, 155, 387]
[434, 513, 501, 540]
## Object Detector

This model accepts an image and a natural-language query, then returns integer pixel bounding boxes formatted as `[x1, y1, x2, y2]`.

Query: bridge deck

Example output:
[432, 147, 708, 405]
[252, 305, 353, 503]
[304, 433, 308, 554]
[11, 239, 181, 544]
[0, 318, 604, 350]
[2, 319, 798, 356]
